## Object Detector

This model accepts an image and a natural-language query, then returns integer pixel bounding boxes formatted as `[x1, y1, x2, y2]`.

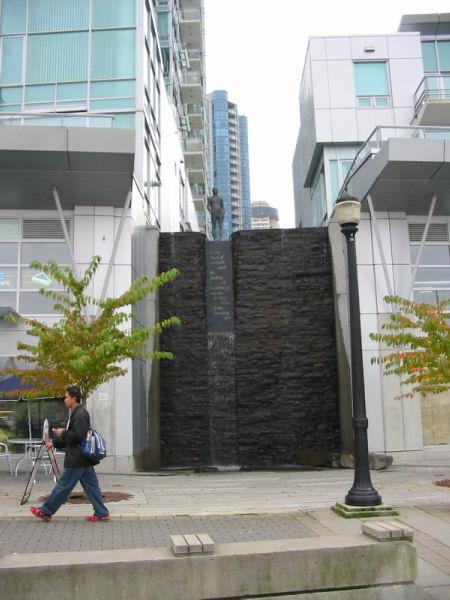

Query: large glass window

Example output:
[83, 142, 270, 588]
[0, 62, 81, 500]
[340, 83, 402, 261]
[410, 221, 450, 305]
[0, 36, 23, 84]
[329, 159, 353, 202]
[354, 62, 390, 108]
[28, 0, 89, 33]
[91, 29, 135, 80]
[26, 32, 88, 83]
[0, 218, 71, 315]
[438, 41, 450, 72]
[311, 166, 327, 227]
[0, 0, 26, 34]
[92, 0, 135, 29]
[422, 42, 438, 73]
[421, 41, 450, 73]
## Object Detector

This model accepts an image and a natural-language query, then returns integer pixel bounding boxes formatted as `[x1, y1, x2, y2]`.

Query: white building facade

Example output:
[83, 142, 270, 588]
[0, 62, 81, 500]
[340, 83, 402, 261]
[0, 0, 201, 471]
[293, 14, 450, 461]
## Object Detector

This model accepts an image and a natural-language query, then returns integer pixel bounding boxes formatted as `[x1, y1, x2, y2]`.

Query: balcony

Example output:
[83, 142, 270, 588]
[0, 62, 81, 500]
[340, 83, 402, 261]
[185, 103, 203, 129]
[180, 71, 203, 104]
[187, 48, 202, 70]
[0, 112, 134, 209]
[187, 167, 204, 185]
[179, 7, 202, 46]
[183, 136, 204, 170]
[190, 182, 205, 210]
[342, 125, 450, 215]
[414, 75, 450, 125]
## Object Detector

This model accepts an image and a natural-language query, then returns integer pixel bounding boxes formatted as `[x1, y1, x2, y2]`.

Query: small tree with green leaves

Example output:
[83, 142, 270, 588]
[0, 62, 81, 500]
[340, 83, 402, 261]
[370, 295, 450, 399]
[2, 256, 180, 401]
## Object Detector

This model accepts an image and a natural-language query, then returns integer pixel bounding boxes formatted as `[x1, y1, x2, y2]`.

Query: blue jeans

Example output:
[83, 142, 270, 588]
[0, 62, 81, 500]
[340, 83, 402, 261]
[40, 466, 109, 518]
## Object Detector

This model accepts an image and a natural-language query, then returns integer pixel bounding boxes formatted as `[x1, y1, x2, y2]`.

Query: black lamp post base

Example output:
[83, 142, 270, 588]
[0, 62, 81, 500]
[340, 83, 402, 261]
[345, 486, 382, 507]
[333, 502, 398, 519]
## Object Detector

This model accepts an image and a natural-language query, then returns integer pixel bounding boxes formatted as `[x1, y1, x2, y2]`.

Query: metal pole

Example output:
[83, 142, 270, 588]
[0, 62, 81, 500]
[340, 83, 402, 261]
[367, 194, 393, 297]
[97, 188, 132, 312]
[53, 187, 80, 279]
[407, 194, 437, 300]
[341, 222, 382, 507]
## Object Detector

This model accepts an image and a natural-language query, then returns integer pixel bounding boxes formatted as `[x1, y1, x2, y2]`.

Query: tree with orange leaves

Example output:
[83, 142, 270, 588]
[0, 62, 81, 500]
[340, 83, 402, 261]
[370, 295, 450, 398]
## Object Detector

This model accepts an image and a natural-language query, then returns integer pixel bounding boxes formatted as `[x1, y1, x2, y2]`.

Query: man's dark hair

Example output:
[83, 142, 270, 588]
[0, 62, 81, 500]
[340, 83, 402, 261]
[66, 385, 81, 404]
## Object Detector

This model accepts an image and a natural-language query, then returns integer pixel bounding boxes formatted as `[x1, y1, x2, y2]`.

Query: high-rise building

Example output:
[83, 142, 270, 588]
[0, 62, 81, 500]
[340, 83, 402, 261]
[207, 90, 252, 239]
[239, 115, 252, 230]
[0, 0, 202, 471]
[292, 13, 450, 460]
[156, 0, 210, 235]
[251, 201, 279, 230]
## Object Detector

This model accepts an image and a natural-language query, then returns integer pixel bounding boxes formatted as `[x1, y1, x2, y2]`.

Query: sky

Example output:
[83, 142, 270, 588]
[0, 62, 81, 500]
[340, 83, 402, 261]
[204, 0, 449, 227]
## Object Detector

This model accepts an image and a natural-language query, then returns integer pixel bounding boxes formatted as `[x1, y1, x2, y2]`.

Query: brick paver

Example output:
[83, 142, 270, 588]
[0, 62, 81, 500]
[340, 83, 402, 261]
[0, 512, 316, 555]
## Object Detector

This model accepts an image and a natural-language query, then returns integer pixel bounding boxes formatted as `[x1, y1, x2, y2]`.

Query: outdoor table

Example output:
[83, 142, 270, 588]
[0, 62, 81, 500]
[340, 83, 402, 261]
[7, 439, 43, 476]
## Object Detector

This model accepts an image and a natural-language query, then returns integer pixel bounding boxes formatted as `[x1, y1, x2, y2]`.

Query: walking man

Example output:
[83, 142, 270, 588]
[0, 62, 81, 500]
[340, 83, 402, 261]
[30, 385, 109, 522]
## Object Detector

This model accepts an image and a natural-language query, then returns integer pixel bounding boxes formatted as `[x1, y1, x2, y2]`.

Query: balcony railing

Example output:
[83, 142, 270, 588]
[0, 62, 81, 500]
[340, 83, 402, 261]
[191, 182, 205, 198]
[414, 74, 450, 113]
[180, 71, 202, 85]
[339, 125, 450, 197]
[184, 137, 203, 153]
[0, 111, 118, 128]
[180, 7, 201, 21]
[187, 48, 202, 61]
[186, 103, 203, 115]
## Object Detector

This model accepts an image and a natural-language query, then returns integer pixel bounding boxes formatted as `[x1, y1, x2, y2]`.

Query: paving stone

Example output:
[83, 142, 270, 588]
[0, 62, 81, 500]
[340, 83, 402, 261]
[0, 513, 316, 556]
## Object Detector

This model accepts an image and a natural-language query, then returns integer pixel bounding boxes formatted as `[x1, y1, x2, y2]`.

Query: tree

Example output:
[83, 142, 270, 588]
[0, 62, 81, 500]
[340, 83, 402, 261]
[2, 256, 180, 401]
[370, 295, 450, 399]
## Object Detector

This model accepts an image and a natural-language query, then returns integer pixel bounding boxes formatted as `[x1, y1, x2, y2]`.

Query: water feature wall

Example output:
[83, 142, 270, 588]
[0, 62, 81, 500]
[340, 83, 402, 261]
[158, 229, 340, 468]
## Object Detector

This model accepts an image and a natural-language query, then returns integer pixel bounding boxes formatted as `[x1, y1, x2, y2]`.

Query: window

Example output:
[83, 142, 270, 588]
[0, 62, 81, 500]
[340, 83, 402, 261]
[28, 0, 89, 33]
[409, 220, 450, 305]
[92, 0, 135, 29]
[329, 159, 353, 202]
[0, 0, 26, 34]
[26, 32, 88, 83]
[311, 166, 327, 227]
[354, 62, 390, 108]
[0, 218, 71, 315]
[0, 36, 23, 84]
[421, 42, 438, 73]
[91, 29, 135, 80]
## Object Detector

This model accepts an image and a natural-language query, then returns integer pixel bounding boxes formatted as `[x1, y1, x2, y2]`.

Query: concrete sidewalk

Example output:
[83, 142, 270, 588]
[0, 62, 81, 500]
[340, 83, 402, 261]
[1, 463, 450, 599]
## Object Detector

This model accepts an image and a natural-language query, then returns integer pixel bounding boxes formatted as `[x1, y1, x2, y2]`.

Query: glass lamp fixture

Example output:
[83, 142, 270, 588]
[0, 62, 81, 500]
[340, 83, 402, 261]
[335, 194, 361, 226]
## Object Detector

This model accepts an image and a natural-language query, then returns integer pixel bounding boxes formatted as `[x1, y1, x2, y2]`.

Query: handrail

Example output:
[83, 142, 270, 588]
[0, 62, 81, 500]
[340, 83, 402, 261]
[338, 125, 450, 199]
[0, 111, 117, 127]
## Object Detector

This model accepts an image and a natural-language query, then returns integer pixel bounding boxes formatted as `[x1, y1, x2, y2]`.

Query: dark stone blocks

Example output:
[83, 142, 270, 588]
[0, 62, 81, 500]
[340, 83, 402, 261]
[158, 228, 340, 468]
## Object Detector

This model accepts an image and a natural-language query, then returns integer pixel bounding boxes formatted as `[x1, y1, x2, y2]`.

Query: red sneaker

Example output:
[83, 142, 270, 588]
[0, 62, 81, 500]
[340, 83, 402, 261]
[86, 514, 110, 522]
[30, 506, 52, 521]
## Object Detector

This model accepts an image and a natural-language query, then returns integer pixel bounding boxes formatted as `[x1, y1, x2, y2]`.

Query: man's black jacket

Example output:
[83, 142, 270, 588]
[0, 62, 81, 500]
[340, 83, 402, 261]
[52, 404, 98, 468]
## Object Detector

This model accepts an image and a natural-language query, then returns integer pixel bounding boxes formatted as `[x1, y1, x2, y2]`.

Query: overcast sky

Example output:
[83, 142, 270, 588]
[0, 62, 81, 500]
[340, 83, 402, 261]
[204, 0, 449, 227]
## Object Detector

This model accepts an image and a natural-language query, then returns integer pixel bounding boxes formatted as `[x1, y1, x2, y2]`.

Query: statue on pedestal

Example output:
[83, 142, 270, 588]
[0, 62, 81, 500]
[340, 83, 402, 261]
[207, 188, 224, 241]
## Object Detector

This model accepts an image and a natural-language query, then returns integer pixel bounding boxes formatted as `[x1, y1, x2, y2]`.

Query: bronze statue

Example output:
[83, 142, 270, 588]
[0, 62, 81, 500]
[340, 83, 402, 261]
[207, 187, 224, 241]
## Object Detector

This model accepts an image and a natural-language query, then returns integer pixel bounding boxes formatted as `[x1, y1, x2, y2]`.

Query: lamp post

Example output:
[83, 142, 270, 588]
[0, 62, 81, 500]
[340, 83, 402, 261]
[335, 194, 382, 507]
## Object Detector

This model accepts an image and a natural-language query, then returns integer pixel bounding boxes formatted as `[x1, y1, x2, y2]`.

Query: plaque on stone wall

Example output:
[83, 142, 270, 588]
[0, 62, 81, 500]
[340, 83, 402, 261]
[205, 241, 234, 333]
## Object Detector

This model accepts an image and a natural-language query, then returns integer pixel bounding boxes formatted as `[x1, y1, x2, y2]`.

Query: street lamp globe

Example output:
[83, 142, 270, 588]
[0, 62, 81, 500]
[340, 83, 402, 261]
[335, 193, 361, 227]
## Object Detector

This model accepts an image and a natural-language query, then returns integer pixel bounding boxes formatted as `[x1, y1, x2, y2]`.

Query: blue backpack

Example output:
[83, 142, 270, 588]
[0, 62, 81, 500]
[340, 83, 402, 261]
[80, 428, 107, 461]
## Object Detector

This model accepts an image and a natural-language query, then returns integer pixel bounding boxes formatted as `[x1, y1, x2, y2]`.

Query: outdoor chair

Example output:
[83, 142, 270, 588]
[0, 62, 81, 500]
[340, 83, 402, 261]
[0, 441, 13, 476]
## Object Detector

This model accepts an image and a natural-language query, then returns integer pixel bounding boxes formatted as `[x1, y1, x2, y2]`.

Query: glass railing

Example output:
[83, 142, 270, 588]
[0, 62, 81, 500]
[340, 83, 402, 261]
[186, 103, 203, 115]
[181, 71, 202, 85]
[184, 138, 203, 152]
[187, 48, 201, 60]
[414, 74, 450, 112]
[180, 8, 201, 21]
[0, 111, 119, 128]
[339, 125, 450, 197]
